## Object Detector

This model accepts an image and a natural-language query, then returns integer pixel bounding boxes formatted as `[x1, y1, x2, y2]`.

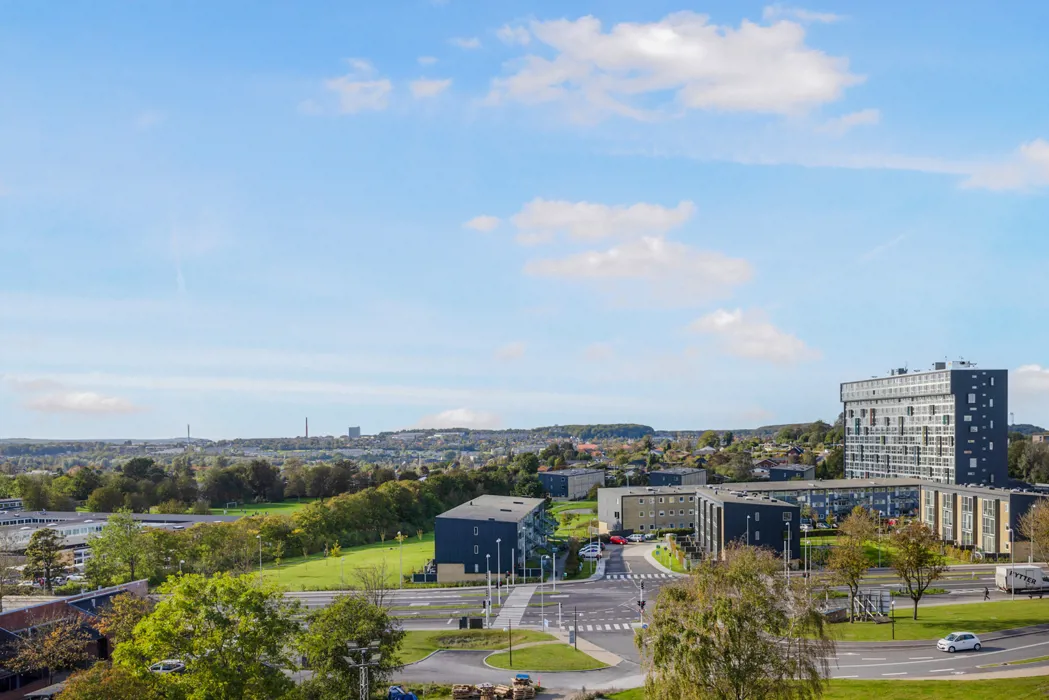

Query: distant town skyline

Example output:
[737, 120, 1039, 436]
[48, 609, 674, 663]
[3, 1, 1049, 439]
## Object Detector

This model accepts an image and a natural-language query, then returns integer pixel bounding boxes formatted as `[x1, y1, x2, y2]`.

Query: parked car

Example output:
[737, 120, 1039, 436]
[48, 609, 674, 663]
[580, 549, 602, 561]
[579, 543, 601, 555]
[644, 533, 658, 541]
[815, 522, 830, 529]
[627, 534, 645, 543]
[149, 660, 187, 674]
[937, 632, 981, 653]
[609, 535, 628, 545]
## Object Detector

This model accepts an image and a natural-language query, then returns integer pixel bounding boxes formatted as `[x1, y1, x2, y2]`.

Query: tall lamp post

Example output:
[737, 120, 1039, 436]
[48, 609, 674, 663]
[747, 515, 751, 546]
[396, 531, 406, 590]
[1007, 525, 1015, 600]
[178, 559, 185, 575]
[540, 555, 549, 629]
[486, 553, 492, 628]
[496, 538, 502, 605]
[256, 535, 263, 582]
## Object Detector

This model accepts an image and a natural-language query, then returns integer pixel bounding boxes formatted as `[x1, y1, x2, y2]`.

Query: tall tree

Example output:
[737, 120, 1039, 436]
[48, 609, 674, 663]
[698, 430, 720, 448]
[297, 594, 405, 699]
[97, 592, 154, 647]
[891, 521, 948, 620]
[639, 544, 834, 700]
[1020, 502, 1049, 563]
[7, 614, 93, 685]
[57, 662, 163, 700]
[89, 510, 147, 583]
[24, 527, 68, 593]
[0, 531, 19, 612]
[827, 539, 869, 623]
[113, 573, 301, 699]
[838, 505, 878, 544]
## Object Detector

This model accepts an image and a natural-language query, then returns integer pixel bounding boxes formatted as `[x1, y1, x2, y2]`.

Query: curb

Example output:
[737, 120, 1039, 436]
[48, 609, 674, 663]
[480, 648, 613, 673]
[834, 622, 1049, 650]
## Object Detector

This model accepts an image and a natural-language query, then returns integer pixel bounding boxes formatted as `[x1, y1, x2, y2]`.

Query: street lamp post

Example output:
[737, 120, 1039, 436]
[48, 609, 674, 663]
[397, 531, 404, 590]
[747, 515, 751, 546]
[178, 559, 185, 575]
[540, 555, 549, 629]
[552, 547, 557, 593]
[486, 553, 492, 628]
[256, 535, 263, 582]
[511, 547, 515, 587]
[891, 598, 896, 639]
[496, 538, 502, 606]
[1007, 525, 1015, 600]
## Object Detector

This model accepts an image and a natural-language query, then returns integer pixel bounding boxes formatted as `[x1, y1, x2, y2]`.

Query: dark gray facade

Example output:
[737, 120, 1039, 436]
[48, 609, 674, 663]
[842, 362, 1008, 486]
[769, 464, 816, 482]
[694, 488, 801, 562]
[649, 468, 707, 487]
[434, 495, 549, 581]
[538, 468, 605, 499]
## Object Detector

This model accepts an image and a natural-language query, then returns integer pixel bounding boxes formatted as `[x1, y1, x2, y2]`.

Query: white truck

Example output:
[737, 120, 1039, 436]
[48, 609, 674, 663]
[995, 565, 1049, 594]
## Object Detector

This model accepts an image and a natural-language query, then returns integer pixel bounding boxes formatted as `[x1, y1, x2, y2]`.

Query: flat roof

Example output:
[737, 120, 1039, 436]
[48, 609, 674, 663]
[602, 477, 922, 498]
[696, 487, 795, 507]
[920, 482, 1049, 498]
[651, 468, 705, 475]
[437, 495, 546, 523]
[540, 468, 603, 477]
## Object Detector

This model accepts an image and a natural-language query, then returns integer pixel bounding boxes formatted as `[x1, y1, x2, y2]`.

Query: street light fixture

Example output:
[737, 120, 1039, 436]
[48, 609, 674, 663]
[486, 553, 492, 628]
[397, 530, 404, 590]
[540, 555, 550, 629]
[746, 515, 751, 546]
[496, 538, 502, 606]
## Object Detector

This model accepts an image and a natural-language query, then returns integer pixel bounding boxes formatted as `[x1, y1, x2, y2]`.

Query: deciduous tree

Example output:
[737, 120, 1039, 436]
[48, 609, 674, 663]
[296, 594, 405, 699]
[0, 531, 19, 613]
[89, 510, 147, 583]
[58, 662, 163, 700]
[24, 528, 67, 593]
[827, 539, 868, 623]
[113, 573, 301, 699]
[891, 521, 947, 620]
[1020, 501, 1049, 563]
[7, 614, 93, 685]
[97, 592, 153, 647]
[639, 544, 834, 700]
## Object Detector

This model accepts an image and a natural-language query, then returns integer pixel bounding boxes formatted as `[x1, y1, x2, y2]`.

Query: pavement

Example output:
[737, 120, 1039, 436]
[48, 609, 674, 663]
[287, 548, 1049, 692]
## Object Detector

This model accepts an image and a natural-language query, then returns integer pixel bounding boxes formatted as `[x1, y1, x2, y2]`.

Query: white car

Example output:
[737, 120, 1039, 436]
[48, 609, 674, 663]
[937, 632, 982, 653]
[580, 549, 601, 560]
[579, 544, 601, 556]
[149, 660, 187, 674]
[627, 534, 645, 543]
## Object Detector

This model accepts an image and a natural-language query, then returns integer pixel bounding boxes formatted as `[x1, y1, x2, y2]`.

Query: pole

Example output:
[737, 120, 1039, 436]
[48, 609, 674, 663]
[511, 548, 515, 586]
[574, 606, 578, 650]
[486, 554, 491, 628]
[398, 531, 404, 590]
[256, 535, 263, 582]
[558, 601, 562, 630]
[540, 558, 546, 629]
[747, 516, 750, 546]
[508, 618, 513, 667]
[179, 559, 184, 574]
[1010, 527, 1015, 600]
[497, 539, 502, 606]
[639, 580, 645, 625]
[891, 598, 895, 639]
[552, 548, 557, 592]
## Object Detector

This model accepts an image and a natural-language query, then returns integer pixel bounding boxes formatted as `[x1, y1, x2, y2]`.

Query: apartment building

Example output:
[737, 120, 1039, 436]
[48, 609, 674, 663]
[597, 486, 703, 534]
[841, 361, 1008, 485]
[919, 483, 1049, 560]
[693, 488, 800, 561]
[538, 468, 605, 500]
[648, 467, 707, 487]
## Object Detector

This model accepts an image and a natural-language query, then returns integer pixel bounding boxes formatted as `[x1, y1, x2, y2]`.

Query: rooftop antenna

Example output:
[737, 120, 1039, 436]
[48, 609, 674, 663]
[187, 424, 191, 442]
[1011, 412, 1015, 427]
[306, 417, 309, 439]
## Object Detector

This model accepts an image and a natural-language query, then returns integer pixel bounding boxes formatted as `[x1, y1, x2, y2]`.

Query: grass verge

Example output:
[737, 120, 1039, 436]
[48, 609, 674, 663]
[608, 677, 1049, 700]
[652, 546, 687, 574]
[208, 499, 318, 516]
[828, 599, 1049, 642]
[397, 629, 554, 665]
[262, 533, 435, 589]
[486, 643, 607, 671]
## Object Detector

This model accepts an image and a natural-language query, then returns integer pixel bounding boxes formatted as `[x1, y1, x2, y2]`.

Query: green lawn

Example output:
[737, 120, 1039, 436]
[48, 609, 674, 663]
[549, 500, 597, 514]
[553, 501, 598, 539]
[263, 532, 435, 589]
[209, 499, 317, 516]
[652, 546, 687, 574]
[486, 643, 607, 671]
[397, 629, 554, 664]
[564, 559, 599, 581]
[829, 598, 1049, 642]
[609, 677, 1049, 700]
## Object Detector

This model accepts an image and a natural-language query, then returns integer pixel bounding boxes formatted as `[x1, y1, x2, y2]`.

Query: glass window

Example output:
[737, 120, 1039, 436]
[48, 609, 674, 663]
[968, 394, 976, 404]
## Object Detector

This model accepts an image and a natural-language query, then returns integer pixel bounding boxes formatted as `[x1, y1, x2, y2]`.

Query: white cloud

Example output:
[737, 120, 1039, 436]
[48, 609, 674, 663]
[1013, 365, 1049, 393]
[963, 139, 1049, 191]
[817, 108, 880, 136]
[494, 341, 526, 361]
[525, 236, 752, 307]
[450, 37, 482, 49]
[323, 59, 392, 114]
[861, 233, 906, 262]
[497, 24, 531, 46]
[415, 408, 501, 430]
[690, 308, 819, 365]
[486, 12, 861, 120]
[509, 199, 694, 244]
[464, 215, 501, 232]
[418, 56, 438, 66]
[762, 5, 843, 24]
[23, 391, 144, 415]
[410, 78, 453, 98]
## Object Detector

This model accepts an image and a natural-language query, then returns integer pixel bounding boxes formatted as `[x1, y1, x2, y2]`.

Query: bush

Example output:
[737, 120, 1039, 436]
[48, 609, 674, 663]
[53, 581, 87, 596]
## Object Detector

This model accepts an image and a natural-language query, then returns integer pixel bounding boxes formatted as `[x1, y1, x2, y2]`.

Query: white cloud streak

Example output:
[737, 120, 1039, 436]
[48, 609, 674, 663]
[509, 199, 695, 244]
[497, 24, 531, 45]
[690, 309, 819, 364]
[418, 56, 438, 66]
[487, 12, 861, 120]
[525, 236, 752, 307]
[963, 139, 1049, 191]
[762, 5, 843, 24]
[22, 391, 145, 415]
[323, 59, 392, 114]
[450, 37, 482, 49]
[494, 341, 526, 361]
[463, 215, 501, 232]
[415, 408, 501, 430]
[817, 108, 880, 136]
[410, 78, 453, 98]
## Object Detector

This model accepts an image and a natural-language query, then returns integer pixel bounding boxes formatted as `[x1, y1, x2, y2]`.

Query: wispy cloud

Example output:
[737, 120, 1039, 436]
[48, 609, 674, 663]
[963, 138, 1049, 191]
[817, 108, 880, 136]
[418, 56, 438, 66]
[320, 59, 392, 114]
[690, 309, 820, 365]
[134, 109, 166, 131]
[415, 408, 501, 430]
[409, 78, 452, 99]
[463, 215, 500, 232]
[494, 341, 526, 361]
[762, 4, 843, 24]
[450, 37, 481, 50]
[861, 234, 906, 262]
[496, 24, 531, 46]
[23, 391, 144, 415]
[508, 198, 695, 244]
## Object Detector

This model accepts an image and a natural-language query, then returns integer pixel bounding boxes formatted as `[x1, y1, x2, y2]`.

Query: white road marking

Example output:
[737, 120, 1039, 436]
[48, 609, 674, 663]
[861, 658, 886, 661]
[834, 675, 859, 679]
[882, 672, 907, 676]
[909, 656, 933, 660]
[928, 669, 954, 673]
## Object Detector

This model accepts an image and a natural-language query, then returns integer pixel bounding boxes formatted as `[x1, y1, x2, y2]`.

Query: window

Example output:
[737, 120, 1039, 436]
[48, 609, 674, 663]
[659, 511, 665, 517]
[970, 458, 978, 469]
[989, 442, 994, 451]
[650, 511, 654, 517]
[473, 527, 479, 536]
[473, 545, 479, 554]
[991, 377, 995, 386]
[689, 509, 695, 515]
[614, 511, 620, 519]
[970, 426, 979, 433]
[754, 530, 761, 541]
[754, 512, 760, 522]
[968, 393, 976, 404]
[638, 524, 645, 531]
[679, 497, 685, 503]
[990, 398, 994, 407]
[964, 415, 972, 422]
[689, 496, 695, 502]
[659, 497, 664, 504]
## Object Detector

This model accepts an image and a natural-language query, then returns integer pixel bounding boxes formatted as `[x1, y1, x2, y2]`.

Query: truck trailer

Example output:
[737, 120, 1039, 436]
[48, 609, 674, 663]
[995, 565, 1049, 594]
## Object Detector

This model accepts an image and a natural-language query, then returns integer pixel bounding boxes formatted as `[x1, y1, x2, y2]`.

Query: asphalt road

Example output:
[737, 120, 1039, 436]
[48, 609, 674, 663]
[287, 547, 1049, 691]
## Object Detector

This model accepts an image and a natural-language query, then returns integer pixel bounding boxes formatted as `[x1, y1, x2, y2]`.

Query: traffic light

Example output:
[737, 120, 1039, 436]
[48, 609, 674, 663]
[637, 600, 646, 610]
[640, 581, 645, 591]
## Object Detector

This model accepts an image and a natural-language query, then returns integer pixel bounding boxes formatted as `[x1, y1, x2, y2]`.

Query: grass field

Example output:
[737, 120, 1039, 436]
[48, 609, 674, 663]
[208, 498, 317, 516]
[397, 630, 554, 664]
[263, 532, 435, 589]
[608, 677, 1049, 700]
[552, 500, 598, 539]
[829, 598, 1049, 642]
[653, 545, 687, 574]
[486, 643, 607, 671]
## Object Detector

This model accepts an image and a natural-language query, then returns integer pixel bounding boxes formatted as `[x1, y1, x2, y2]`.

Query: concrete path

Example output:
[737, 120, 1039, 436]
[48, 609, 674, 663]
[493, 584, 536, 628]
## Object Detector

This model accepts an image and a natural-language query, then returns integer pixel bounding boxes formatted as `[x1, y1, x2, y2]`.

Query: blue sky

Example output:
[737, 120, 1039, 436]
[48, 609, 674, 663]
[3, 0, 1049, 439]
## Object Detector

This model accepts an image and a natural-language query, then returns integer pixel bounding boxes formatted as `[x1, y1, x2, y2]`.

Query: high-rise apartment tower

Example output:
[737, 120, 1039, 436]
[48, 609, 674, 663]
[841, 361, 1007, 485]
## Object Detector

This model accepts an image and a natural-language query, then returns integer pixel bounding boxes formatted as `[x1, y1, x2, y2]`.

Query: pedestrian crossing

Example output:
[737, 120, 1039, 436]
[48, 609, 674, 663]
[604, 573, 674, 580]
[576, 622, 641, 633]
